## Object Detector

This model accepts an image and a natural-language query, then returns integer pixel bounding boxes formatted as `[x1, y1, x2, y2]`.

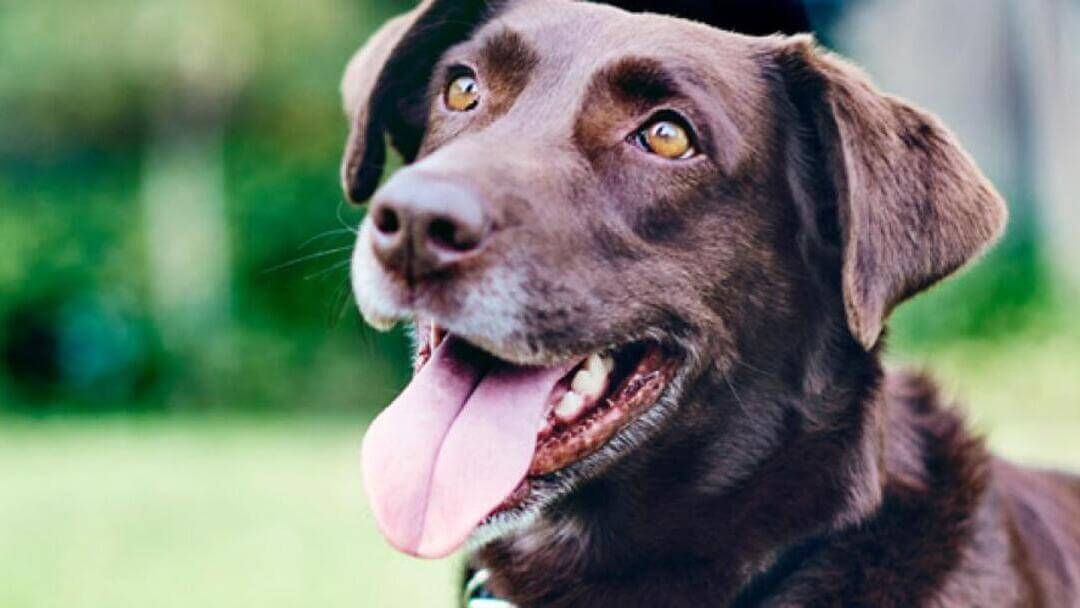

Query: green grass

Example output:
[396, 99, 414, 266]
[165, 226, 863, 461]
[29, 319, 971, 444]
[1, 329, 1078, 608]
[890, 324, 1080, 467]
[0, 417, 459, 608]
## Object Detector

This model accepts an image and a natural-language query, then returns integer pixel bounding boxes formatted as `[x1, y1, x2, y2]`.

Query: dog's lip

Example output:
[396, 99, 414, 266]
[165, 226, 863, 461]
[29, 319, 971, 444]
[414, 320, 684, 516]
[528, 341, 678, 475]
[477, 356, 685, 531]
[414, 318, 620, 370]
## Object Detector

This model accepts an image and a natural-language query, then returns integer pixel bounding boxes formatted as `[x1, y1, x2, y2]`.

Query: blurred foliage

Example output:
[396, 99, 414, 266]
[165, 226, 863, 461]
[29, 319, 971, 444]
[0, 0, 1064, 414]
[889, 217, 1057, 352]
[0, 0, 414, 413]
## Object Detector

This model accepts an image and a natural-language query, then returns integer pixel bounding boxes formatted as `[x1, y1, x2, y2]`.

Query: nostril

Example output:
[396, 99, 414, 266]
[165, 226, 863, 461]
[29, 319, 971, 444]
[428, 217, 479, 252]
[373, 206, 400, 235]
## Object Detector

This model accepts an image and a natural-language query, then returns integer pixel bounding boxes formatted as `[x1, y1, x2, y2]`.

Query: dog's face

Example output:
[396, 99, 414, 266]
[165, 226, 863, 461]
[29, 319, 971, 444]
[344, 0, 1005, 559]
[352, 2, 772, 361]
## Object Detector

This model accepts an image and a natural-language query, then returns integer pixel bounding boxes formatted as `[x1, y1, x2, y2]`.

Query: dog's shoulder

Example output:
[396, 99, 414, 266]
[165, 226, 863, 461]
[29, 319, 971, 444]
[878, 368, 1080, 606]
[881, 368, 990, 493]
[991, 458, 1080, 606]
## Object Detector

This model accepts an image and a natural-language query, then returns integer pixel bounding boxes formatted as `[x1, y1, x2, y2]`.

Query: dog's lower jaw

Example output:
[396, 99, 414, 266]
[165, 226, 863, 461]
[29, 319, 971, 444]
[463, 352, 693, 550]
[470, 364, 896, 607]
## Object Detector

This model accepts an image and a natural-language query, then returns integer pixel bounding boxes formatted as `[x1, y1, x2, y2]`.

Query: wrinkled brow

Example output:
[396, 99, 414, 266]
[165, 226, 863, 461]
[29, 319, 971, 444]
[600, 56, 684, 112]
[586, 54, 743, 171]
[475, 28, 539, 90]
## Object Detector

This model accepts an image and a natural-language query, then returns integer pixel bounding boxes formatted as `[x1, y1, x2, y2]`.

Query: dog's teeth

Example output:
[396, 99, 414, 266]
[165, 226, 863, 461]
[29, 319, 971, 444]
[601, 353, 615, 373]
[554, 391, 586, 423]
[571, 369, 603, 398]
[583, 353, 608, 375]
[572, 353, 612, 398]
[549, 351, 615, 425]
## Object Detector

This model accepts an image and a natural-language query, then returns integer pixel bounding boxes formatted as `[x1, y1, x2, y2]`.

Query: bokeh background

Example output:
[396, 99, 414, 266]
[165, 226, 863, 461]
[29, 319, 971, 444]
[1, 0, 1077, 606]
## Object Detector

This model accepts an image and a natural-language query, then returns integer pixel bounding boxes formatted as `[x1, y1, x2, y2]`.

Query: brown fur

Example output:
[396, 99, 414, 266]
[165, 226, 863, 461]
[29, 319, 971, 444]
[340, 1, 1079, 605]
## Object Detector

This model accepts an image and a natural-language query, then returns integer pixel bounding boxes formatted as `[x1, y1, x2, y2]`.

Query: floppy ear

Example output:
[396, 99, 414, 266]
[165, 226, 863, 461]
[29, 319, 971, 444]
[340, 0, 507, 203]
[776, 36, 1008, 350]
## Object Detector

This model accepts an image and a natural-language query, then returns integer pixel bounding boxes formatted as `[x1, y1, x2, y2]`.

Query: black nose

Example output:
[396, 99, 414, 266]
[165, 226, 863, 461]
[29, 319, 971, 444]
[368, 172, 491, 281]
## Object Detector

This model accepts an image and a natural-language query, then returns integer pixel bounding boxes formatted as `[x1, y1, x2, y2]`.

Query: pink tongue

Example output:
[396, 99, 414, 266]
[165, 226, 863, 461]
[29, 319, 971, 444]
[361, 336, 573, 558]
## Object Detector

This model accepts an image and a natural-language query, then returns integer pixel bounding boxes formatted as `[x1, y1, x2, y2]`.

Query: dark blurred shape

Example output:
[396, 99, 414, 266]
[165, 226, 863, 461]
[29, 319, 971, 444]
[3, 306, 61, 391]
[2, 294, 158, 408]
[599, 0, 812, 35]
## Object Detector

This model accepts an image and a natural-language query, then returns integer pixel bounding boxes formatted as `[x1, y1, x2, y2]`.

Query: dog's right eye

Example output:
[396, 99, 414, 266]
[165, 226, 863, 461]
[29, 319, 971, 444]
[445, 75, 481, 112]
[632, 114, 698, 160]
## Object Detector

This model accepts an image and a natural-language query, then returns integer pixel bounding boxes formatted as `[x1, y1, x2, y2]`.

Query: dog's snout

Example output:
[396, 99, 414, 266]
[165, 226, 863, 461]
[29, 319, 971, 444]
[369, 173, 490, 280]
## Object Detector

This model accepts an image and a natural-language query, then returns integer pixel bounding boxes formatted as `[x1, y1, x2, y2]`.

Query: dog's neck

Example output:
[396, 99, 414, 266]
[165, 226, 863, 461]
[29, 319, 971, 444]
[474, 331, 900, 606]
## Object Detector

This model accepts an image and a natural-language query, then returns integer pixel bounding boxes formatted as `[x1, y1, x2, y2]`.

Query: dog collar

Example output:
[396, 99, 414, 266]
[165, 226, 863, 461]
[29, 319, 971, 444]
[463, 569, 518, 608]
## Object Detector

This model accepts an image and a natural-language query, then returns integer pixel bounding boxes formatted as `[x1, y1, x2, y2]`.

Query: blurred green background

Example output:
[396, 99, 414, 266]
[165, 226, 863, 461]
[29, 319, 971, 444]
[1, 1, 1077, 606]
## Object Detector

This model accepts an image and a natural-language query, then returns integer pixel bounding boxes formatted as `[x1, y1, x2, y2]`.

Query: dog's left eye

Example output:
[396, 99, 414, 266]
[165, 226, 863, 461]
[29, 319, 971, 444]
[635, 118, 696, 160]
[445, 75, 481, 112]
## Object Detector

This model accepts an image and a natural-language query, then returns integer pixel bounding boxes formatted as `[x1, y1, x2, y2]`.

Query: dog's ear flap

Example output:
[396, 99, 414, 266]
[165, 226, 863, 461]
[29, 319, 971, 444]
[340, 0, 506, 203]
[776, 36, 1007, 350]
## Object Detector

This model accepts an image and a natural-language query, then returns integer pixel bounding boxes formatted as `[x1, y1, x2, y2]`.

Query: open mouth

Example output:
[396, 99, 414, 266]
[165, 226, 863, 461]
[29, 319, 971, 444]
[361, 321, 680, 559]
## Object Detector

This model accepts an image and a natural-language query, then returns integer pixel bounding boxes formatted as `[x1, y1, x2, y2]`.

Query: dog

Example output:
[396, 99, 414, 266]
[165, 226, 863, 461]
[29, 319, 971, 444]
[340, 1, 1080, 605]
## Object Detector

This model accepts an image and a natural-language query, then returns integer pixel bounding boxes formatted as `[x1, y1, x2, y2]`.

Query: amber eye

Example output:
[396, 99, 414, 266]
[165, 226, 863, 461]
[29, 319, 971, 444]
[637, 119, 695, 159]
[445, 75, 480, 112]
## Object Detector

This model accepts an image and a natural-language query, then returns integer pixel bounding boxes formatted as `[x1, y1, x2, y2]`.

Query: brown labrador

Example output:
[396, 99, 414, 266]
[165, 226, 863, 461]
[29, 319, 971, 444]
[340, 1, 1080, 605]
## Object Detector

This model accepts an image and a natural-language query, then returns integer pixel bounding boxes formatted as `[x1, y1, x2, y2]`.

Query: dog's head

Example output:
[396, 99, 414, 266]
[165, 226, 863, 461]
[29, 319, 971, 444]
[344, 0, 1006, 559]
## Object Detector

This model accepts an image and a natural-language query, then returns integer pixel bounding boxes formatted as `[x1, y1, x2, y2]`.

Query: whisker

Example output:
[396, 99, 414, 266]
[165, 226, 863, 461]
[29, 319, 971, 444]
[305, 259, 351, 282]
[297, 228, 354, 251]
[724, 372, 746, 410]
[329, 278, 356, 329]
[262, 246, 354, 274]
[733, 358, 777, 378]
[336, 200, 361, 234]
